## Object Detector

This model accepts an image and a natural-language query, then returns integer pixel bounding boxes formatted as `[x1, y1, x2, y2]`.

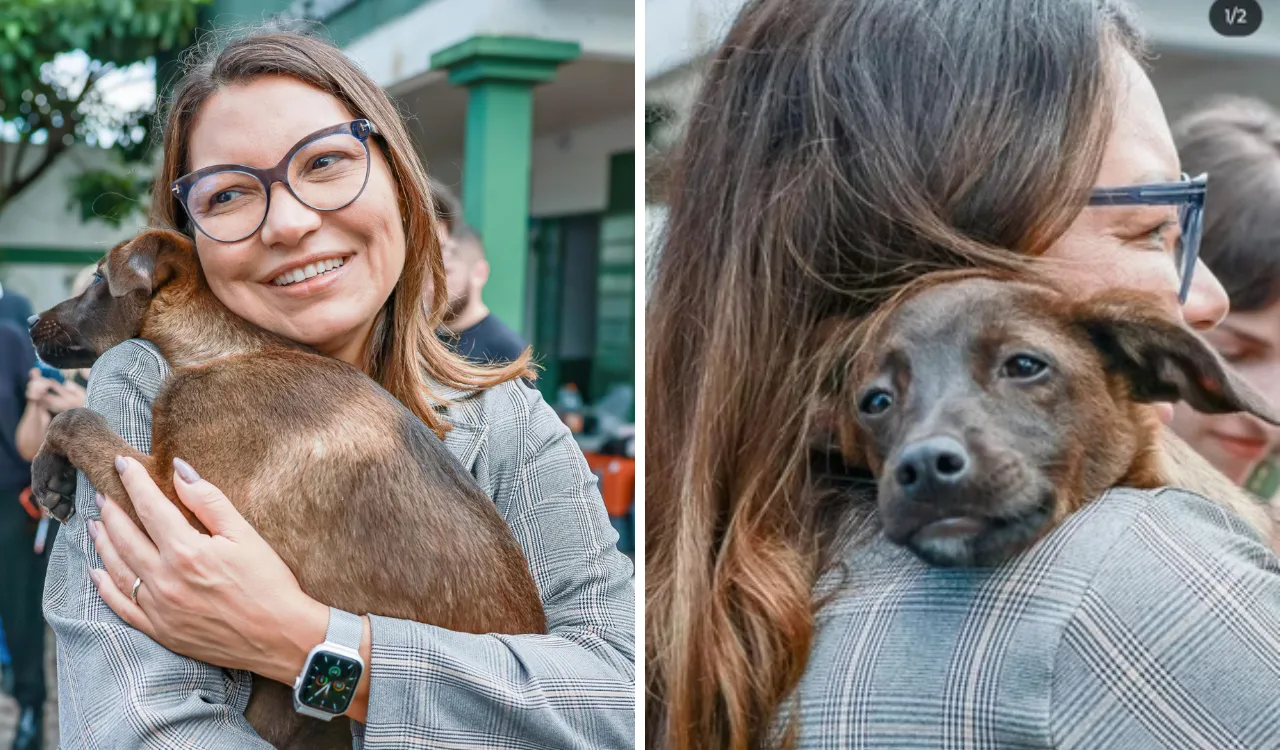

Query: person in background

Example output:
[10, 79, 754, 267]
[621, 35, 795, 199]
[0, 318, 43, 750]
[438, 223, 530, 365]
[0, 282, 32, 331]
[1168, 97, 1280, 495]
[16, 264, 98, 460]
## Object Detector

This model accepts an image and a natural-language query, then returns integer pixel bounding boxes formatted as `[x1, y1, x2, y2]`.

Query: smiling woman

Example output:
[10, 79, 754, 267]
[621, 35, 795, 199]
[41, 22, 634, 750]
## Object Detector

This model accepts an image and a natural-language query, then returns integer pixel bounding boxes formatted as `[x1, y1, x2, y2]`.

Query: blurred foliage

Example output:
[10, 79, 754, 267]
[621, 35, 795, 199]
[0, 0, 208, 224]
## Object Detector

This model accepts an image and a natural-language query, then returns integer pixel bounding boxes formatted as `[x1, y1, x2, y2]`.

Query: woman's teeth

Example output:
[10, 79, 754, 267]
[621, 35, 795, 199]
[272, 257, 347, 286]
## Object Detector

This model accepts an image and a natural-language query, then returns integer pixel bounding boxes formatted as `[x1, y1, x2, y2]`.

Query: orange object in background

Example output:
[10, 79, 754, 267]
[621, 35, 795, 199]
[583, 452, 636, 517]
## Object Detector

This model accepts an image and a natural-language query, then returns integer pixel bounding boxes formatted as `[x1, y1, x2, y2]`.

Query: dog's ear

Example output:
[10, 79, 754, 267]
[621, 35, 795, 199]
[1073, 293, 1280, 426]
[105, 231, 187, 297]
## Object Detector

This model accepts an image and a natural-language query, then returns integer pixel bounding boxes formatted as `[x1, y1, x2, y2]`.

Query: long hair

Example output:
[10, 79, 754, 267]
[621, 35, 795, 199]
[151, 24, 532, 437]
[645, 0, 1144, 747]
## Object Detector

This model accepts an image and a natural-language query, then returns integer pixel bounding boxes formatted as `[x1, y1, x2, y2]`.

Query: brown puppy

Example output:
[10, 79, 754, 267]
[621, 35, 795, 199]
[814, 270, 1280, 568]
[28, 230, 547, 748]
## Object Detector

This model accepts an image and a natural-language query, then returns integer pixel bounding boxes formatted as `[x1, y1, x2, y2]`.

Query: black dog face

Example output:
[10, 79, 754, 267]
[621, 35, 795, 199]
[846, 276, 1278, 568]
[28, 230, 192, 369]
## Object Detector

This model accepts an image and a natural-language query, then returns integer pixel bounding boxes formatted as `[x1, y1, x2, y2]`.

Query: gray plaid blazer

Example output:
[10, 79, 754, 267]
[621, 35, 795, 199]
[43, 339, 635, 749]
[789, 485, 1280, 748]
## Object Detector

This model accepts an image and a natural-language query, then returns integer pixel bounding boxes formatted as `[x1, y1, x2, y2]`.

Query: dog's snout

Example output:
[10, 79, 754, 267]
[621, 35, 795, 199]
[892, 436, 970, 494]
[27, 314, 38, 329]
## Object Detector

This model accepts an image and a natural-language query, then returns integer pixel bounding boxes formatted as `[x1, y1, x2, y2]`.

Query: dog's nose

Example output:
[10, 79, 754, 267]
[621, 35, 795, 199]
[892, 436, 971, 495]
[27, 314, 38, 329]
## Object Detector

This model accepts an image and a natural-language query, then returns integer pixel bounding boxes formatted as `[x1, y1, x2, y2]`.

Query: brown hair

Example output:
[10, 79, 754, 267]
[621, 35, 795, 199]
[645, 0, 1144, 747]
[428, 174, 464, 235]
[1174, 97, 1280, 312]
[151, 24, 532, 436]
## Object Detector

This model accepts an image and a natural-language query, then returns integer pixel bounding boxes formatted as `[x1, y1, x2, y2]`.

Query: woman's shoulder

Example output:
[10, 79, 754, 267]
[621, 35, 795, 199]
[89, 338, 172, 383]
[448, 376, 558, 434]
[86, 339, 172, 405]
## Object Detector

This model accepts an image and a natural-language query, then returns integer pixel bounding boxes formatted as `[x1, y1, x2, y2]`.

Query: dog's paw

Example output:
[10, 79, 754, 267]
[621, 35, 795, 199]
[31, 448, 77, 522]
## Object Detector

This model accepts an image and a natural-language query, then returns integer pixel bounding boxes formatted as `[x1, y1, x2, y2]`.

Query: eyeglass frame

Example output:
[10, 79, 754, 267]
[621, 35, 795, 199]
[170, 119, 379, 243]
[1087, 172, 1206, 305]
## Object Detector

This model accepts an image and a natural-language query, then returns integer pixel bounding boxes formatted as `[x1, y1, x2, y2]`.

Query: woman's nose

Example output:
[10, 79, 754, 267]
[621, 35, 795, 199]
[259, 182, 322, 247]
[1182, 258, 1229, 332]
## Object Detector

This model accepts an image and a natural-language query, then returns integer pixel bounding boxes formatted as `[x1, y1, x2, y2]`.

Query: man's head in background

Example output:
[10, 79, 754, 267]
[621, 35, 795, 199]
[429, 175, 464, 240]
[442, 223, 490, 328]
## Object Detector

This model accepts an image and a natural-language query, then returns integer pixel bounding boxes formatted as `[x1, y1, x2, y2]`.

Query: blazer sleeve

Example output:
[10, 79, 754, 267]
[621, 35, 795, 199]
[42, 339, 271, 748]
[1050, 487, 1280, 749]
[359, 381, 636, 749]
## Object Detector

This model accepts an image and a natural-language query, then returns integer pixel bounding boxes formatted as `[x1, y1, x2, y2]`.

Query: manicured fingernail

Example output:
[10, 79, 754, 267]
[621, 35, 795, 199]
[173, 457, 201, 484]
[87, 519, 99, 539]
[114, 455, 128, 473]
[94, 491, 104, 509]
[89, 569, 103, 586]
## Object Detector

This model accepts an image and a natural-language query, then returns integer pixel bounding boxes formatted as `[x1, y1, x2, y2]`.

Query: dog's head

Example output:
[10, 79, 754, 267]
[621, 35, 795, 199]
[828, 274, 1280, 567]
[28, 230, 196, 368]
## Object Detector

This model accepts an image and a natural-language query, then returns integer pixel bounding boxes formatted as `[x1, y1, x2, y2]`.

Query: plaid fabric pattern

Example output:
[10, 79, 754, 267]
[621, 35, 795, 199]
[44, 339, 635, 749]
[789, 486, 1280, 749]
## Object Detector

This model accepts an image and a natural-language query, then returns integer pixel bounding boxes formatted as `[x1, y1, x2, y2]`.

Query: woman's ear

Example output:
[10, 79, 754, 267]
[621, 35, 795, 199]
[1072, 292, 1280, 426]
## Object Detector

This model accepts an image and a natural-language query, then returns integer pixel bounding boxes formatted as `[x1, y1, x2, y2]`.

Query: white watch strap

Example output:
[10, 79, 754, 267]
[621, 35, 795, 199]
[325, 607, 364, 652]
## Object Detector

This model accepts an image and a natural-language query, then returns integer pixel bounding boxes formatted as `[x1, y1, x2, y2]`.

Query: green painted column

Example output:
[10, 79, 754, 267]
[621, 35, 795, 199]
[431, 36, 580, 336]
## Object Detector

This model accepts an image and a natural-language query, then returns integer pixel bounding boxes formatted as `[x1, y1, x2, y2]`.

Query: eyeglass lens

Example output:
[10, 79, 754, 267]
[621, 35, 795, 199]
[185, 132, 371, 243]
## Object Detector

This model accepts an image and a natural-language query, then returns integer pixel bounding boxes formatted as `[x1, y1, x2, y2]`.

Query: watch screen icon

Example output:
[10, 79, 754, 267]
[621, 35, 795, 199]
[1211, 0, 1263, 37]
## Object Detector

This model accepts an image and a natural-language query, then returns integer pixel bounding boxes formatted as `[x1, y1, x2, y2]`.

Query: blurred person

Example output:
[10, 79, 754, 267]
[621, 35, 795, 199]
[0, 319, 44, 750]
[646, 0, 1280, 748]
[43, 24, 632, 749]
[438, 224, 530, 365]
[0, 282, 32, 330]
[1168, 98, 1280, 488]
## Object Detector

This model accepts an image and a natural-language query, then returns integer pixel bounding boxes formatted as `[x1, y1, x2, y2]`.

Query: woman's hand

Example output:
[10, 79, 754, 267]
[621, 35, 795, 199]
[88, 456, 329, 685]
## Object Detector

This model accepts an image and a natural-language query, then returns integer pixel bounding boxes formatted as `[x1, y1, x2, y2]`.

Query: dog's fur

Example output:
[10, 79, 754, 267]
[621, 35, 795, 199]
[28, 230, 547, 748]
[813, 271, 1280, 567]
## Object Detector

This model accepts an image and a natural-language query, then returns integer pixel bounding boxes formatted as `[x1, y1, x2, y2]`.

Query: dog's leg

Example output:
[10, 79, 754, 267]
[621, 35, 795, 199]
[32, 407, 158, 527]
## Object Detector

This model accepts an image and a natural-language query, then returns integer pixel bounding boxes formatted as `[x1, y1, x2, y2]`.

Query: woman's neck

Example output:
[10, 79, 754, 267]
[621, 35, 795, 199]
[313, 318, 376, 371]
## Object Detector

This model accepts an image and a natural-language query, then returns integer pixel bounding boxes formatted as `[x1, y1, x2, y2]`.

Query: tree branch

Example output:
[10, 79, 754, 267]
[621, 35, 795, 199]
[1, 67, 107, 211]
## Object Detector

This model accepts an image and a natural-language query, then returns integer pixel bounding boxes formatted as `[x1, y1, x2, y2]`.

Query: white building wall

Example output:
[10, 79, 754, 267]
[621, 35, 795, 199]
[429, 114, 633, 219]
[343, 0, 635, 92]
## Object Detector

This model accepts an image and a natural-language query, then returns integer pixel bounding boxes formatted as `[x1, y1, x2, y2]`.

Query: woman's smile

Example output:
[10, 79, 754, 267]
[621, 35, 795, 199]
[265, 253, 354, 297]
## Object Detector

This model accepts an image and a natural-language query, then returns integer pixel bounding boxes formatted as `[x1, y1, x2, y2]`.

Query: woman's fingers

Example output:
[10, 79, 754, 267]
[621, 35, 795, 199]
[97, 491, 162, 579]
[114, 456, 200, 544]
[88, 568, 158, 640]
[171, 458, 253, 540]
[90, 517, 139, 596]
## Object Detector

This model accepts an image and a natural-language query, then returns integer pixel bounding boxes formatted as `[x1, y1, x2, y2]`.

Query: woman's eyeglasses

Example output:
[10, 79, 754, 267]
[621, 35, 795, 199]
[171, 119, 378, 243]
[1088, 172, 1207, 305]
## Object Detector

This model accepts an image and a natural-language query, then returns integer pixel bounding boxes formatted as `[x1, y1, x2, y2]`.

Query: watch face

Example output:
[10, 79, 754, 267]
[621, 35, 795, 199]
[298, 651, 362, 714]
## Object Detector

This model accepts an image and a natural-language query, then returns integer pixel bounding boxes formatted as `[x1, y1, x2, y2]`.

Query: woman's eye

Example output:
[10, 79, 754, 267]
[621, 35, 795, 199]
[211, 190, 241, 206]
[310, 154, 342, 170]
[858, 389, 894, 416]
[1000, 354, 1049, 380]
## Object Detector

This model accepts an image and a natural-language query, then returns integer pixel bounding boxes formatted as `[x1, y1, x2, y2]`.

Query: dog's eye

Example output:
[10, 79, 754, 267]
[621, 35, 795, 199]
[1000, 354, 1049, 380]
[858, 389, 894, 416]
[91, 272, 103, 285]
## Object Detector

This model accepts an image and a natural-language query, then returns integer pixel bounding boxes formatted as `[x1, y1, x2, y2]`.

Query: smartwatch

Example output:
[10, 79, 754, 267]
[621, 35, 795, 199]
[292, 607, 365, 720]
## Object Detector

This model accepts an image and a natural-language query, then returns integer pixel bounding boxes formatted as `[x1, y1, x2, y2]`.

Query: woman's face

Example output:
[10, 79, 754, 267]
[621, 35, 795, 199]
[1043, 53, 1229, 330]
[185, 76, 406, 365]
[1170, 302, 1280, 484]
